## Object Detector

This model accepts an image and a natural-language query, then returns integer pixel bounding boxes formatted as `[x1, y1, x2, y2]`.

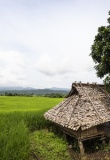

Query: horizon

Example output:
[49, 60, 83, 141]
[0, 85, 70, 89]
[0, 81, 103, 90]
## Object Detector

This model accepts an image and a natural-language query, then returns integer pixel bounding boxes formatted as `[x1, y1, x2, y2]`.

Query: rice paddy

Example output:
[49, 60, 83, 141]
[0, 96, 71, 160]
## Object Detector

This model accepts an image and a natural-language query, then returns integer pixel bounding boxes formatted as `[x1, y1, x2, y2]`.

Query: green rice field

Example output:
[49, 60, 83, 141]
[0, 96, 71, 160]
[0, 96, 62, 112]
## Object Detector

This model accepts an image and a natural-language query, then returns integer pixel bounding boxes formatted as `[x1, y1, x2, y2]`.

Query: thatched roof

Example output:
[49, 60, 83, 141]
[44, 82, 110, 131]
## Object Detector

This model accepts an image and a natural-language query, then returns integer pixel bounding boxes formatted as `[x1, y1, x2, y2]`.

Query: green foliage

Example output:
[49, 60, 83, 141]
[23, 111, 52, 131]
[103, 144, 110, 152]
[0, 96, 64, 160]
[90, 11, 110, 89]
[103, 75, 110, 91]
[0, 112, 53, 160]
[30, 130, 71, 160]
[0, 114, 29, 160]
[44, 93, 65, 98]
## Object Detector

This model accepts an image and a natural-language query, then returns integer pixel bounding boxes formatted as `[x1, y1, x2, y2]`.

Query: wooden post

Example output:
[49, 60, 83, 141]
[63, 132, 67, 142]
[108, 138, 110, 145]
[101, 135, 106, 145]
[78, 140, 85, 156]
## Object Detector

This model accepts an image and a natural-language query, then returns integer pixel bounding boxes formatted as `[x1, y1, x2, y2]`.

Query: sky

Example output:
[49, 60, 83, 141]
[0, 0, 110, 88]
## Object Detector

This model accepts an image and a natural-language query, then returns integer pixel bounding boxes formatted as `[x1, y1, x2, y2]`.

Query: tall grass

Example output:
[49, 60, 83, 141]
[0, 96, 63, 160]
[0, 113, 29, 160]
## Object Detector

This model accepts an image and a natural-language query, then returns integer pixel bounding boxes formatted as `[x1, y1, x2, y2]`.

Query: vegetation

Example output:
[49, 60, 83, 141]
[44, 93, 65, 98]
[30, 130, 71, 160]
[90, 11, 110, 90]
[0, 115, 29, 160]
[0, 88, 69, 97]
[0, 96, 63, 112]
[4, 92, 66, 98]
[0, 96, 72, 160]
[0, 96, 110, 160]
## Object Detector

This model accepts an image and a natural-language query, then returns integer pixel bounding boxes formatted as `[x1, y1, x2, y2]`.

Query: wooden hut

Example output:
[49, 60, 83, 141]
[44, 82, 110, 155]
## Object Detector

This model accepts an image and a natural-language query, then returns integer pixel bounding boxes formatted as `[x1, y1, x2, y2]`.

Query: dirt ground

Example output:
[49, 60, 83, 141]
[69, 149, 110, 160]
[85, 150, 110, 160]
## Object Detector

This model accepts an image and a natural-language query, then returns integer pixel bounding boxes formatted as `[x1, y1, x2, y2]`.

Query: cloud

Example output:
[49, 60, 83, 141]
[83, 57, 94, 72]
[0, 50, 27, 86]
[36, 54, 74, 76]
[36, 53, 95, 77]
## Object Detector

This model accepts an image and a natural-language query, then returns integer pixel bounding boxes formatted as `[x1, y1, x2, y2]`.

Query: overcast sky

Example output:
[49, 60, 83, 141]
[0, 0, 110, 88]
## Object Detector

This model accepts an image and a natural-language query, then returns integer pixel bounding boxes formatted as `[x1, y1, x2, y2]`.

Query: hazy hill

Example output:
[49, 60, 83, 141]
[0, 87, 70, 96]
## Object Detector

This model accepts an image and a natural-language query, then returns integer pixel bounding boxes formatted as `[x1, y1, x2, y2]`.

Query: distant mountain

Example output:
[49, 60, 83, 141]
[0, 86, 70, 91]
[0, 87, 70, 95]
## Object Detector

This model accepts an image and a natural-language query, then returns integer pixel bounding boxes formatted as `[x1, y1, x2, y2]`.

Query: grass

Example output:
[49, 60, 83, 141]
[30, 130, 71, 160]
[1, 96, 110, 160]
[0, 96, 69, 160]
[0, 96, 62, 112]
[0, 118, 29, 160]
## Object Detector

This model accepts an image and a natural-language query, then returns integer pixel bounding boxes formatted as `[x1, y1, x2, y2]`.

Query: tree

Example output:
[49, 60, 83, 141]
[90, 11, 110, 90]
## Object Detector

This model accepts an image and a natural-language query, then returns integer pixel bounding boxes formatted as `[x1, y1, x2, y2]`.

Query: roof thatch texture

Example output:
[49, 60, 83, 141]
[44, 83, 110, 131]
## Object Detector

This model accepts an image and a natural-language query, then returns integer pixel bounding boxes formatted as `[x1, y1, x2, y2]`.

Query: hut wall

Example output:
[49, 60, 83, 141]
[58, 124, 109, 140]
[61, 126, 104, 140]
[103, 122, 110, 137]
[63, 124, 109, 140]
[56, 124, 80, 138]
[80, 125, 105, 140]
